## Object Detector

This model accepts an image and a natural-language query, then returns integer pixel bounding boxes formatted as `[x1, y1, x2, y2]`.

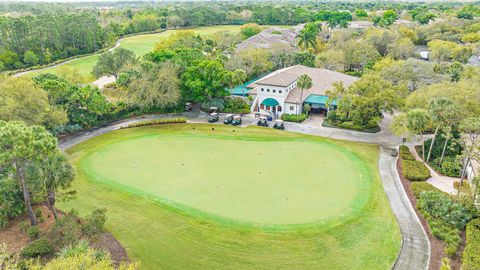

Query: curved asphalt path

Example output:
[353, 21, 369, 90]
[58, 112, 430, 270]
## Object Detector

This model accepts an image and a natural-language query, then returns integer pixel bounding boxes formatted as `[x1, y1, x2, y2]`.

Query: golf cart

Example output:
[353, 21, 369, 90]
[273, 119, 285, 130]
[209, 107, 218, 113]
[185, 102, 193, 111]
[224, 114, 233, 124]
[208, 112, 219, 123]
[257, 116, 269, 127]
[232, 115, 242, 126]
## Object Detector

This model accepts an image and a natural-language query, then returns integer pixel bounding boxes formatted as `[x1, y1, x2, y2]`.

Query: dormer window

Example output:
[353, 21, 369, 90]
[273, 90, 276, 93]
[279, 90, 282, 94]
[267, 89, 270, 92]
[261, 88, 264, 92]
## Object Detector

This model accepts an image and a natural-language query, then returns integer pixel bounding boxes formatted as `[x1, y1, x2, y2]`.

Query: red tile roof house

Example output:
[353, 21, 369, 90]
[247, 65, 358, 117]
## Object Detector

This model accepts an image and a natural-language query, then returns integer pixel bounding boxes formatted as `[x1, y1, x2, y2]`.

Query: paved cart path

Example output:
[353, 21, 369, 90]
[59, 112, 430, 270]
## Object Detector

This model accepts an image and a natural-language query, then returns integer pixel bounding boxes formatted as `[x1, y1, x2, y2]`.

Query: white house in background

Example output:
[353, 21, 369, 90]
[466, 159, 479, 184]
[247, 65, 358, 116]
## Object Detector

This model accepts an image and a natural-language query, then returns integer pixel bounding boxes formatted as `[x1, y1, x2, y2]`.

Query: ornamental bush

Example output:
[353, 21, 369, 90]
[439, 157, 461, 177]
[125, 117, 187, 128]
[201, 98, 225, 112]
[399, 145, 415, 161]
[82, 208, 107, 239]
[224, 97, 250, 114]
[27, 226, 40, 240]
[417, 191, 472, 230]
[417, 199, 461, 257]
[20, 239, 53, 258]
[281, 113, 308, 123]
[402, 160, 431, 181]
[411, 182, 445, 198]
[45, 211, 83, 251]
[463, 219, 480, 270]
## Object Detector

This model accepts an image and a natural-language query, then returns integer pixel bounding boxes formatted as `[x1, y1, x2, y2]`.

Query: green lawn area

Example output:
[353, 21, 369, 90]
[26, 25, 242, 83]
[61, 124, 401, 270]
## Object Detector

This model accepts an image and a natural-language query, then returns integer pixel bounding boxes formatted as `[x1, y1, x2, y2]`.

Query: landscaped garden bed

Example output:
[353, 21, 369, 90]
[321, 118, 381, 133]
[396, 146, 477, 270]
[281, 113, 308, 123]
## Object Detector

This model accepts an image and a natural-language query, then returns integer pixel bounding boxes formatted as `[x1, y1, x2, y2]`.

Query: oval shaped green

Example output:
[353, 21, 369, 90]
[79, 128, 372, 225]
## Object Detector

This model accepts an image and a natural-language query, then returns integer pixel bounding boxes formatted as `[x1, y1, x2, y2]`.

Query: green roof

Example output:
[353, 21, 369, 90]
[304, 95, 337, 106]
[261, 98, 279, 106]
[228, 74, 268, 96]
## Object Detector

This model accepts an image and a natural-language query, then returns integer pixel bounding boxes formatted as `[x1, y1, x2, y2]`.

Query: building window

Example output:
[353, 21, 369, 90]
[278, 106, 282, 112]
[266, 106, 270, 110]
[289, 106, 294, 111]
[261, 88, 264, 92]
[260, 104, 265, 109]
[273, 90, 276, 93]
[279, 90, 282, 94]
[267, 89, 270, 92]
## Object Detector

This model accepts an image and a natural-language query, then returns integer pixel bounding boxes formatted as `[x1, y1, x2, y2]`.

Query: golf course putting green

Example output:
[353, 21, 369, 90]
[80, 128, 370, 225]
[62, 124, 401, 269]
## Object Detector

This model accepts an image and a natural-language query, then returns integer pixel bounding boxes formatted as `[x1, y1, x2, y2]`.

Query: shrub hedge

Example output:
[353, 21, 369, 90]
[125, 117, 187, 128]
[281, 113, 308, 123]
[21, 239, 54, 258]
[321, 118, 381, 133]
[411, 182, 445, 198]
[399, 146, 415, 161]
[402, 160, 431, 181]
[463, 219, 480, 270]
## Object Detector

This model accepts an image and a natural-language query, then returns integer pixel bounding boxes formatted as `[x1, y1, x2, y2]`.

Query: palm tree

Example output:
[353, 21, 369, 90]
[426, 97, 455, 162]
[296, 29, 317, 51]
[405, 109, 431, 162]
[297, 74, 313, 114]
[31, 152, 75, 219]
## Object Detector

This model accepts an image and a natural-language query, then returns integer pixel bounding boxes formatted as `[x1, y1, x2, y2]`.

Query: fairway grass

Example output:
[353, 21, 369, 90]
[61, 124, 401, 269]
[26, 25, 242, 83]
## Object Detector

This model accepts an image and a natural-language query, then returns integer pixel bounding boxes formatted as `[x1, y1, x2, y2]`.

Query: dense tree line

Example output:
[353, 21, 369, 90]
[1, 0, 478, 71]
[0, 13, 114, 70]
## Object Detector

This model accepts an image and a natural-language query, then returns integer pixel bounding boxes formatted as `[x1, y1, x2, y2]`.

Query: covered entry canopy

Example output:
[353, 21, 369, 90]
[261, 98, 280, 106]
[304, 95, 337, 109]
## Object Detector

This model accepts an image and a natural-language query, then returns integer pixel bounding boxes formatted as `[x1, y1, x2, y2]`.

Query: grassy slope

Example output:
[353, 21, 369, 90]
[27, 25, 242, 82]
[61, 124, 401, 270]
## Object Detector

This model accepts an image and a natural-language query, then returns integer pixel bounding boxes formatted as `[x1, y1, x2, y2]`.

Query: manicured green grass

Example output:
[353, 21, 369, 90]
[61, 124, 401, 269]
[27, 25, 242, 83]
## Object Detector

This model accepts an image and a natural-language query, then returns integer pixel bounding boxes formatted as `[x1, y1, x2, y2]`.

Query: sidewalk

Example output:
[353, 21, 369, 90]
[409, 146, 458, 195]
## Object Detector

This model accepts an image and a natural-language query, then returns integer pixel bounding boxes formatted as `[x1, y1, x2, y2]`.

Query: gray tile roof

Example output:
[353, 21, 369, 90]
[236, 25, 303, 51]
[248, 65, 359, 104]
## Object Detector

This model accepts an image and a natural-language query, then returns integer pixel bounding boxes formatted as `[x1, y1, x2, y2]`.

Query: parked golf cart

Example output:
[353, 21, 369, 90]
[273, 119, 285, 130]
[185, 102, 193, 111]
[224, 114, 233, 124]
[208, 112, 219, 123]
[232, 115, 242, 126]
[257, 116, 269, 127]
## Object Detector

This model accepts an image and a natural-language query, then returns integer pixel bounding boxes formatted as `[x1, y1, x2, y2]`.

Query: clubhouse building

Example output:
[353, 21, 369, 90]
[247, 65, 358, 116]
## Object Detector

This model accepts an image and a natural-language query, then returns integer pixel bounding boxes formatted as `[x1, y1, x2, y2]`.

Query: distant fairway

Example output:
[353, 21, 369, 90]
[61, 124, 401, 269]
[26, 25, 242, 82]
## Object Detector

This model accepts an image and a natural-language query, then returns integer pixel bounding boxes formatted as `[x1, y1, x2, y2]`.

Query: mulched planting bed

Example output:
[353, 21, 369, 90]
[396, 157, 466, 270]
